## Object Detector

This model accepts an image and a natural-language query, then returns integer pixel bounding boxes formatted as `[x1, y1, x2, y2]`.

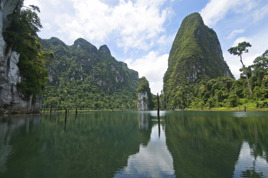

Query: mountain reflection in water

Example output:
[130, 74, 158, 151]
[234, 142, 268, 177]
[0, 111, 267, 178]
[115, 124, 175, 178]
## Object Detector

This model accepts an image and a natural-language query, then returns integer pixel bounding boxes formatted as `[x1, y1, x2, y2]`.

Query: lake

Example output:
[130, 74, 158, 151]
[0, 111, 268, 178]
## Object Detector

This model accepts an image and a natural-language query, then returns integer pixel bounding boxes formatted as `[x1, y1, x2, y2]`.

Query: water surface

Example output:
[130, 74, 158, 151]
[0, 111, 267, 177]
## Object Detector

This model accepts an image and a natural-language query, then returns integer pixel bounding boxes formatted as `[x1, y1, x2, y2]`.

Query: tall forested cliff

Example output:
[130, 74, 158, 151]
[40, 37, 139, 110]
[0, 0, 50, 114]
[163, 13, 233, 109]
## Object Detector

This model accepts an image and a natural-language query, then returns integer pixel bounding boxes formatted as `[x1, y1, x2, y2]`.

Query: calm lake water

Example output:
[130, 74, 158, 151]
[0, 111, 268, 178]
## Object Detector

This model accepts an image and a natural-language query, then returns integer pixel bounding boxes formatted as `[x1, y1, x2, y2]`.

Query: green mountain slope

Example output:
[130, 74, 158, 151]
[163, 12, 233, 109]
[40, 37, 139, 110]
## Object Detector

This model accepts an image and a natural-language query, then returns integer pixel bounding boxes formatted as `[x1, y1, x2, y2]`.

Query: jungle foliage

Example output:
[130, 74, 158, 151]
[40, 37, 139, 110]
[163, 13, 233, 109]
[162, 13, 267, 110]
[3, 1, 53, 98]
[161, 50, 268, 110]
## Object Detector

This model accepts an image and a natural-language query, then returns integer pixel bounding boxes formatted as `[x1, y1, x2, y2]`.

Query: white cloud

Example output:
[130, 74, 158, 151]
[115, 125, 175, 177]
[125, 51, 168, 94]
[234, 142, 268, 177]
[227, 29, 245, 40]
[156, 33, 175, 50]
[24, 0, 172, 95]
[225, 37, 255, 79]
[23, 0, 41, 8]
[26, 0, 173, 50]
[253, 4, 268, 22]
[200, 0, 257, 26]
[224, 29, 268, 79]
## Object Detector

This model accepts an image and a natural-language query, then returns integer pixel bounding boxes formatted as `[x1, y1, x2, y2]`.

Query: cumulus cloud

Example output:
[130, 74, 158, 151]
[25, 0, 172, 51]
[225, 37, 255, 79]
[224, 29, 268, 79]
[125, 51, 168, 94]
[23, 0, 41, 8]
[24, 0, 173, 94]
[115, 125, 175, 177]
[200, 0, 257, 26]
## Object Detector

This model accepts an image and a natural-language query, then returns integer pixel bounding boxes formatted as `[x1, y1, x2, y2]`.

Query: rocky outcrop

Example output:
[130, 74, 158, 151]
[0, 0, 42, 114]
[163, 13, 234, 108]
[137, 92, 149, 111]
[137, 77, 152, 111]
[164, 13, 233, 89]
[99, 45, 111, 56]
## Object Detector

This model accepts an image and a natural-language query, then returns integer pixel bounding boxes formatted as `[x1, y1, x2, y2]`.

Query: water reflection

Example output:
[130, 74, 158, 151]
[234, 142, 268, 177]
[164, 111, 268, 178]
[0, 112, 142, 178]
[0, 115, 41, 173]
[115, 112, 175, 177]
[138, 112, 150, 130]
[0, 111, 268, 178]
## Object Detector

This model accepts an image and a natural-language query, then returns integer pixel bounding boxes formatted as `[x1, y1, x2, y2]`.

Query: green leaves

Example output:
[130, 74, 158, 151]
[40, 37, 139, 110]
[137, 77, 150, 93]
[3, 3, 53, 98]
[228, 41, 252, 56]
[163, 13, 233, 109]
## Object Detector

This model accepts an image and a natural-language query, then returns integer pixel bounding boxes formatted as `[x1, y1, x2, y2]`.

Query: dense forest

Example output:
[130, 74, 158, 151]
[39, 37, 139, 110]
[3, 1, 53, 100]
[162, 13, 233, 109]
[161, 50, 268, 110]
[161, 13, 267, 110]
[1, 2, 267, 112]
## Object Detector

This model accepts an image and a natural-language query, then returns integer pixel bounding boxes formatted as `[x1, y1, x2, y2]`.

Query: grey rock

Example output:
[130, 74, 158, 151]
[0, 0, 42, 114]
[137, 92, 149, 111]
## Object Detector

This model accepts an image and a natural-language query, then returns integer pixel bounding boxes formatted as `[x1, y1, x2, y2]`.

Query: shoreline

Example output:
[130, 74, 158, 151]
[1, 108, 268, 118]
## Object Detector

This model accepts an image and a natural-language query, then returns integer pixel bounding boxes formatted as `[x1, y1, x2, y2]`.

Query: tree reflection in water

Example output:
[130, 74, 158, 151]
[0, 111, 267, 178]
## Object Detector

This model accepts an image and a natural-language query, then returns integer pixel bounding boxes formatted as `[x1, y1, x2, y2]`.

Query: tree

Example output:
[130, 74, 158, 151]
[250, 50, 268, 82]
[4, 1, 54, 98]
[228, 41, 253, 95]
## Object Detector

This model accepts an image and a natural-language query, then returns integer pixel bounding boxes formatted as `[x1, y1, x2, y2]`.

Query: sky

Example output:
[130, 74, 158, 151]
[24, 0, 268, 94]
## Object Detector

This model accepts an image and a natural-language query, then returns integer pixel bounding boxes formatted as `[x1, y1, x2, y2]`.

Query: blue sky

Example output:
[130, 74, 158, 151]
[25, 0, 268, 94]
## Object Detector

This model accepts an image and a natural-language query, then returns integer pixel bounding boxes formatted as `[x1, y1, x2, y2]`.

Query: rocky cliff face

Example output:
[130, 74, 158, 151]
[137, 92, 149, 111]
[0, 0, 42, 114]
[137, 77, 152, 111]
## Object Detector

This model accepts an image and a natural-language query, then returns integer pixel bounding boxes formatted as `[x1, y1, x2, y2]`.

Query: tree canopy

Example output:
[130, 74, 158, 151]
[228, 41, 253, 95]
[160, 50, 268, 110]
[228, 41, 251, 56]
[3, 1, 53, 98]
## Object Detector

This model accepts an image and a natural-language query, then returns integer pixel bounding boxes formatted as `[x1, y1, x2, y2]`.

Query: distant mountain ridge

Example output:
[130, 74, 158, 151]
[40, 37, 139, 110]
